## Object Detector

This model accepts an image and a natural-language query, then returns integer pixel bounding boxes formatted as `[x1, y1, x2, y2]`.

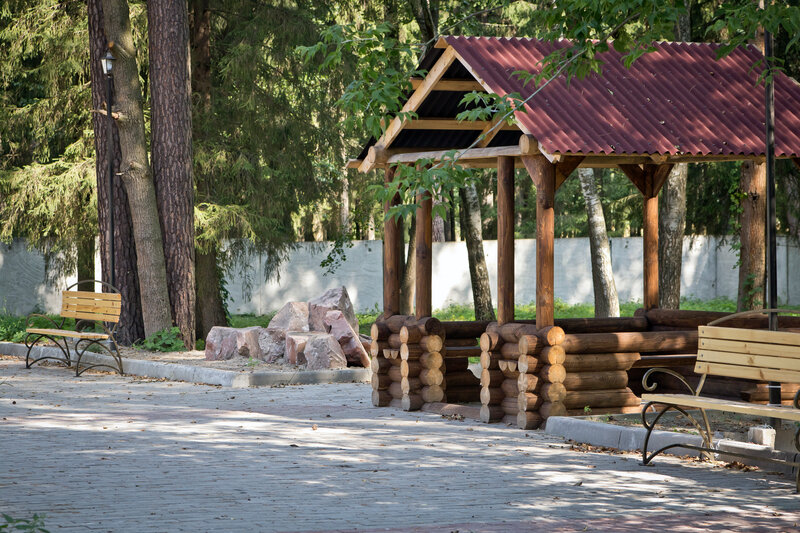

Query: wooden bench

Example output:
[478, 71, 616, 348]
[25, 280, 123, 376]
[640, 310, 800, 492]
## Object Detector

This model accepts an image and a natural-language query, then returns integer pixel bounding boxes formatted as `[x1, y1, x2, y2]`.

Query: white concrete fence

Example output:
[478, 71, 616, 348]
[2, 236, 799, 316]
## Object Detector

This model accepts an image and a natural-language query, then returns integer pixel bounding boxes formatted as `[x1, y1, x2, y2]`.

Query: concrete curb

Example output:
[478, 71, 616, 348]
[545, 415, 799, 475]
[0, 342, 371, 388]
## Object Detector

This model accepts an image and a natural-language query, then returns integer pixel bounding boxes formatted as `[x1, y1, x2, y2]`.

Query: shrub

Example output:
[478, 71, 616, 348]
[134, 327, 186, 352]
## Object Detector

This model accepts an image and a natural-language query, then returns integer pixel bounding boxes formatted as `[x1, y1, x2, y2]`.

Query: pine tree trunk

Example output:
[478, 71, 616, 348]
[195, 248, 227, 341]
[88, 0, 145, 345]
[578, 168, 619, 318]
[400, 215, 416, 315]
[738, 161, 766, 311]
[149, 0, 195, 349]
[658, 164, 687, 309]
[76, 237, 95, 290]
[102, 0, 172, 338]
[459, 185, 495, 321]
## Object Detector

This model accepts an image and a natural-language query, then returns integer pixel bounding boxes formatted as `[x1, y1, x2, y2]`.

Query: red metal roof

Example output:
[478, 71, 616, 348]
[444, 36, 800, 158]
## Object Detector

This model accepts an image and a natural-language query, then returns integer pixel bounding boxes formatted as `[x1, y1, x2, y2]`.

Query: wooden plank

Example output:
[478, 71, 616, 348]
[359, 47, 457, 173]
[554, 156, 584, 190]
[497, 155, 515, 325]
[403, 118, 516, 131]
[409, 78, 484, 92]
[700, 337, 800, 359]
[386, 145, 521, 165]
[694, 361, 800, 384]
[63, 291, 121, 301]
[60, 310, 120, 323]
[698, 350, 800, 372]
[26, 328, 109, 340]
[415, 191, 433, 319]
[642, 393, 800, 422]
[700, 326, 800, 347]
[63, 300, 121, 312]
[618, 164, 646, 195]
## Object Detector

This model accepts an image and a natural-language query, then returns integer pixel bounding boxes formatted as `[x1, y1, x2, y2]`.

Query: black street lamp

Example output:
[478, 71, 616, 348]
[101, 50, 115, 288]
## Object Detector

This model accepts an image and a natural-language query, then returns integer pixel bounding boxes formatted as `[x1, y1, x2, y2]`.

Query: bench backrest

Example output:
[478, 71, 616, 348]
[60, 291, 122, 324]
[696, 325, 800, 383]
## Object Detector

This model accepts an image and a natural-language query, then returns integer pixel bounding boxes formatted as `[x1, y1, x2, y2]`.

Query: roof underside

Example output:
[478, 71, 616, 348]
[356, 36, 800, 163]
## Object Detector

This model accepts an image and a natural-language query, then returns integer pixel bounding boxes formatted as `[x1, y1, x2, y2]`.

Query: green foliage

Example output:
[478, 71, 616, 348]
[0, 314, 28, 343]
[134, 327, 186, 353]
[0, 513, 49, 533]
[229, 313, 277, 329]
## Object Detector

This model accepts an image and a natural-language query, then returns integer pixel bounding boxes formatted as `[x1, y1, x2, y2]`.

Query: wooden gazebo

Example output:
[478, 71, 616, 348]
[355, 36, 800, 429]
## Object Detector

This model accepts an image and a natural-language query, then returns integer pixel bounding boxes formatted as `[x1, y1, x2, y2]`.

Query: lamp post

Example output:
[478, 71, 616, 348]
[100, 50, 115, 288]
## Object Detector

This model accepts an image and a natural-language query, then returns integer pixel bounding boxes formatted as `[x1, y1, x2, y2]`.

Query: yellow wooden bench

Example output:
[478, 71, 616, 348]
[25, 280, 123, 376]
[640, 310, 800, 492]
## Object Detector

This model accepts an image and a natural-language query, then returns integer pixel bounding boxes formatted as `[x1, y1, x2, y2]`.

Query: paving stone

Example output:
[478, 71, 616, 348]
[1, 359, 798, 533]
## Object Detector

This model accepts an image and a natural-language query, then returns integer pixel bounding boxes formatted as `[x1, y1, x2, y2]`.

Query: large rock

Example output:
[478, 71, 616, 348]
[205, 326, 262, 360]
[324, 310, 369, 367]
[286, 331, 315, 365]
[304, 333, 347, 370]
[308, 286, 358, 333]
[257, 327, 285, 363]
[268, 302, 309, 332]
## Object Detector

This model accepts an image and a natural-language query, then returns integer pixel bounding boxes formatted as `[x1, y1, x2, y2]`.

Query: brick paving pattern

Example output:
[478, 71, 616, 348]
[0, 358, 798, 532]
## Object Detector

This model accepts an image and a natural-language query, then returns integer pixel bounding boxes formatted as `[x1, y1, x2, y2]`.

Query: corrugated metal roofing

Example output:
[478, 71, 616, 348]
[438, 36, 800, 158]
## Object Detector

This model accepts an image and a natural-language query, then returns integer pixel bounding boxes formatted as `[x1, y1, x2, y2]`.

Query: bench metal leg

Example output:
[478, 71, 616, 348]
[642, 401, 714, 465]
[74, 337, 124, 376]
[24, 333, 72, 369]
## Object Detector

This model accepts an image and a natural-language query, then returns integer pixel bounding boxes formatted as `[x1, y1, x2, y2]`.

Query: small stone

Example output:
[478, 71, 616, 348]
[304, 333, 347, 370]
[308, 286, 358, 333]
[268, 302, 309, 332]
[257, 328, 285, 363]
[747, 426, 776, 447]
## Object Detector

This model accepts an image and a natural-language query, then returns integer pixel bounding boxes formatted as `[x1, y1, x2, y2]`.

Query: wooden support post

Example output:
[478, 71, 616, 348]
[643, 189, 659, 311]
[618, 163, 672, 311]
[383, 166, 400, 316]
[522, 155, 556, 328]
[416, 191, 433, 318]
[497, 156, 515, 325]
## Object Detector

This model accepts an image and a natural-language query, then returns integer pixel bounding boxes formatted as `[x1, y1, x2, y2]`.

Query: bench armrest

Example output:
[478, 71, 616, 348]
[642, 367, 700, 396]
[25, 313, 64, 331]
[707, 308, 800, 326]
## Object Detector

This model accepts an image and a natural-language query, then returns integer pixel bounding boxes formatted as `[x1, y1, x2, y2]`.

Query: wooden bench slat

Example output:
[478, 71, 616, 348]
[699, 337, 800, 359]
[61, 310, 120, 323]
[694, 360, 800, 384]
[63, 298, 121, 309]
[62, 303, 121, 314]
[26, 328, 109, 340]
[642, 393, 800, 422]
[699, 326, 800, 347]
[63, 291, 121, 301]
[698, 349, 800, 372]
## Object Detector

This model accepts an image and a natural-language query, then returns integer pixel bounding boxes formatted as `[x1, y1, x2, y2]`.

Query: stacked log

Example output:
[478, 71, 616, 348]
[370, 314, 413, 407]
[642, 308, 800, 330]
[515, 325, 568, 429]
[399, 317, 444, 410]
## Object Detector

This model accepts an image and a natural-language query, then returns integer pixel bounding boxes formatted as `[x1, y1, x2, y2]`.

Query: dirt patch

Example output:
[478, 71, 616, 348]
[117, 346, 306, 373]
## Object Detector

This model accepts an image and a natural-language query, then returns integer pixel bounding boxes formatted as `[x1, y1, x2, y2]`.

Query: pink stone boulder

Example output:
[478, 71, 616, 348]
[268, 302, 309, 332]
[308, 286, 358, 333]
[324, 310, 370, 367]
[257, 327, 285, 363]
[205, 326, 262, 360]
[303, 333, 347, 370]
[285, 331, 315, 365]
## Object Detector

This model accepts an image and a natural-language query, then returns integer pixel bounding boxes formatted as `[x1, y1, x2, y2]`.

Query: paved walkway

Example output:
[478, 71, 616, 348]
[1, 358, 798, 532]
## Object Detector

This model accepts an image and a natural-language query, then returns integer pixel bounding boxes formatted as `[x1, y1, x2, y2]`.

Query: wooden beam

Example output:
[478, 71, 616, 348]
[383, 167, 401, 316]
[618, 164, 647, 195]
[409, 78, 484, 92]
[522, 155, 556, 328]
[555, 156, 585, 190]
[404, 118, 517, 131]
[476, 115, 507, 148]
[346, 159, 362, 169]
[792, 157, 800, 171]
[642, 166, 659, 310]
[497, 156, 515, 325]
[386, 145, 521, 165]
[359, 46, 457, 173]
[415, 191, 433, 319]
